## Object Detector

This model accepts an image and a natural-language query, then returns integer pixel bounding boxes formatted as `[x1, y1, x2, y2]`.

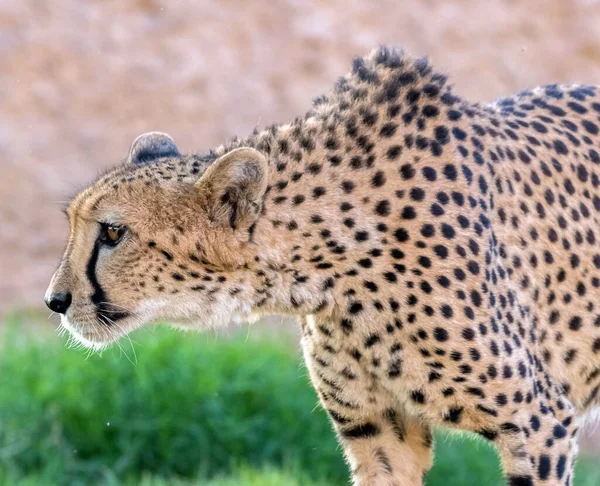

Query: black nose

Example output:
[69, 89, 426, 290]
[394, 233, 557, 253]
[46, 292, 72, 314]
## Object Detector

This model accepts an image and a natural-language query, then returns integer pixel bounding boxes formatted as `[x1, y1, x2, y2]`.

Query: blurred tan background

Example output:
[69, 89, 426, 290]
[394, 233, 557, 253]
[3, 0, 600, 311]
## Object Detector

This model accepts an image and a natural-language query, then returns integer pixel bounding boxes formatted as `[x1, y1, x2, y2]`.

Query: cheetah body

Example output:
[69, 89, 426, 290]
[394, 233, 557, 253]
[48, 47, 600, 486]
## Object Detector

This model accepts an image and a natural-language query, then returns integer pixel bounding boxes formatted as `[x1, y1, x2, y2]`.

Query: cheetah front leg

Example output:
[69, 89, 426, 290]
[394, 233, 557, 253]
[300, 319, 433, 486]
[332, 409, 434, 486]
[313, 382, 433, 486]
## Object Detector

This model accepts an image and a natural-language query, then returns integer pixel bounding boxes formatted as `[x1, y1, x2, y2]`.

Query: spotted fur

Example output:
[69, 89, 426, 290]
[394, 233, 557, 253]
[47, 46, 600, 485]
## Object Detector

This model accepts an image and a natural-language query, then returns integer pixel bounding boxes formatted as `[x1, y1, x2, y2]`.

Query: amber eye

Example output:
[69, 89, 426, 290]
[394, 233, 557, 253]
[107, 226, 120, 241]
[99, 223, 126, 246]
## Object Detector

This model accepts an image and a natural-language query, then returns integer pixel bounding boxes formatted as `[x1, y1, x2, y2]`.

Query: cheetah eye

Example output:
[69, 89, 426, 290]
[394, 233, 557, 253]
[99, 223, 127, 246]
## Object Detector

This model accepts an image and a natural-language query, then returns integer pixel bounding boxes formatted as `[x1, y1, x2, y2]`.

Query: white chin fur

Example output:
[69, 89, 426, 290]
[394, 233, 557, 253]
[60, 315, 110, 351]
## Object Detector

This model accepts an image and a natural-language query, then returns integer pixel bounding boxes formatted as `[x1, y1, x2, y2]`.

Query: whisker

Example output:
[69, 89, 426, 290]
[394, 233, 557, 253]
[112, 320, 138, 365]
[101, 315, 137, 366]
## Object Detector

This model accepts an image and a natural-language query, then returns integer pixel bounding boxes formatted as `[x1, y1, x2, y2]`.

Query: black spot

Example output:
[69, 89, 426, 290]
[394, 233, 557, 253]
[325, 137, 339, 150]
[365, 333, 381, 348]
[433, 327, 449, 341]
[293, 195, 305, 205]
[495, 394, 508, 406]
[364, 281, 378, 292]
[553, 139, 569, 155]
[386, 146, 402, 160]
[395, 228, 410, 242]
[423, 105, 439, 118]
[402, 206, 417, 220]
[568, 316, 582, 331]
[433, 245, 448, 259]
[452, 127, 467, 141]
[342, 422, 381, 439]
[538, 455, 551, 481]
[443, 164, 458, 181]
[421, 224, 435, 238]
[341, 181, 355, 193]
[430, 203, 444, 216]
[375, 200, 391, 216]
[355, 231, 369, 242]
[444, 406, 463, 423]
[313, 186, 326, 198]
[441, 224, 456, 239]
[372, 171, 387, 187]
[410, 187, 425, 201]
[568, 101, 587, 114]
[400, 164, 416, 180]
[518, 150, 531, 164]
[440, 305, 453, 318]
[447, 109, 462, 121]
[307, 163, 322, 174]
[358, 258, 372, 268]
[530, 415, 540, 431]
[582, 120, 599, 135]
[556, 455, 567, 479]
[380, 123, 398, 137]
[328, 409, 351, 425]
[422, 167, 437, 181]
[476, 404, 498, 416]
[477, 429, 497, 441]
[552, 424, 567, 439]
[508, 476, 533, 486]
[349, 302, 364, 315]
[434, 126, 450, 144]
[411, 390, 426, 404]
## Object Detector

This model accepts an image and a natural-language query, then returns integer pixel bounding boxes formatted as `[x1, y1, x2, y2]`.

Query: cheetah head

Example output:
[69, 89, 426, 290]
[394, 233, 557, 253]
[45, 132, 272, 349]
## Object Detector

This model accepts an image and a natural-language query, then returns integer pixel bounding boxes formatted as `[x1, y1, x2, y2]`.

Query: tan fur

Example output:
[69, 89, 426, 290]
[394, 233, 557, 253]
[47, 47, 600, 485]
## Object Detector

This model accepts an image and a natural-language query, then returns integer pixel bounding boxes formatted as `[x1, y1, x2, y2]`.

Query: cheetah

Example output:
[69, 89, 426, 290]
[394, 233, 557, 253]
[46, 46, 600, 485]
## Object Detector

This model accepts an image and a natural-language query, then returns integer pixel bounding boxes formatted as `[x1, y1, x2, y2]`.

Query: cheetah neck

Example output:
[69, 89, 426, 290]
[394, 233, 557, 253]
[208, 48, 463, 318]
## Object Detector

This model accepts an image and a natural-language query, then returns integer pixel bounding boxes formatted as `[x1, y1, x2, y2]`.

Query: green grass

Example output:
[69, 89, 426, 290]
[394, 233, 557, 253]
[0, 313, 598, 485]
[0, 319, 345, 485]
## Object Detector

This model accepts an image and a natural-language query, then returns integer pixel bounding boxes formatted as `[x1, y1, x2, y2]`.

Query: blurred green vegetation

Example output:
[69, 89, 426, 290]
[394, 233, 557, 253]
[0, 313, 598, 486]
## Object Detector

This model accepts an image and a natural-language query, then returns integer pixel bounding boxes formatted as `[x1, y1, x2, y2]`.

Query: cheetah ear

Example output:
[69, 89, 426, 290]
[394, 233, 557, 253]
[196, 147, 268, 230]
[127, 132, 180, 165]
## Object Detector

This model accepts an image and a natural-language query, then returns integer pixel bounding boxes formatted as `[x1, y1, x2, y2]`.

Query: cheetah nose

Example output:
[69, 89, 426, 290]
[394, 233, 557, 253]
[45, 292, 72, 314]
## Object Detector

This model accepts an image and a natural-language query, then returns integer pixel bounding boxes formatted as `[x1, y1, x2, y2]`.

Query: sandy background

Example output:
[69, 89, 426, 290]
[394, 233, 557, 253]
[1, 0, 600, 452]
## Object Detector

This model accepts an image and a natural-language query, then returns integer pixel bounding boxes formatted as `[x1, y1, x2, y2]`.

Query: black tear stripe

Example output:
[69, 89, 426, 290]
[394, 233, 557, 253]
[86, 240, 129, 323]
